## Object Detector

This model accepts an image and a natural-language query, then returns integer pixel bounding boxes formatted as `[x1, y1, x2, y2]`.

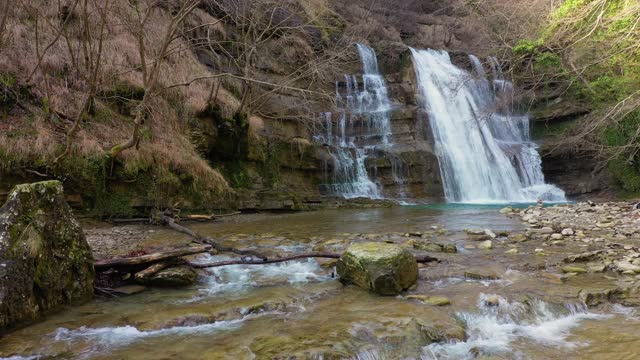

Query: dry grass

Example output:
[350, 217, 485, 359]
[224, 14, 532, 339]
[0, 0, 231, 198]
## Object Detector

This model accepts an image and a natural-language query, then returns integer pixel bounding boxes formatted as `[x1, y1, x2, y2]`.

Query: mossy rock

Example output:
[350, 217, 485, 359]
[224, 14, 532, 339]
[0, 181, 94, 332]
[144, 266, 197, 287]
[336, 242, 418, 295]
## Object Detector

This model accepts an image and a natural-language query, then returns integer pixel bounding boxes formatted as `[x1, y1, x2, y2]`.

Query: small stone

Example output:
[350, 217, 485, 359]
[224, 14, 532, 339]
[561, 228, 574, 236]
[484, 229, 497, 239]
[406, 295, 451, 306]
[505, 248, 518, 255]
[509, 233, 528, 242]
[551, 233, 563, 240]
[562, 266, 587, 274]
[478, 240, 493, 250]
[483, 295, 501, 307]
[464, 271, 500, 280]
[499, 207, 513, 214]
[539, 227, 554, 234]
[596, 222, 614, 228]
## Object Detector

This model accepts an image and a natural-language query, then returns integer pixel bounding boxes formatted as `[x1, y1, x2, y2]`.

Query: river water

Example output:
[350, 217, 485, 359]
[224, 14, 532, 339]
[1, 206, 640, 359]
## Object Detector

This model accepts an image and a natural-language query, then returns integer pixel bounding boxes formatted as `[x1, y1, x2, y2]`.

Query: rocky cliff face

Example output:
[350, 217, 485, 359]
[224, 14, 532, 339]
[0, 181, 94, 333]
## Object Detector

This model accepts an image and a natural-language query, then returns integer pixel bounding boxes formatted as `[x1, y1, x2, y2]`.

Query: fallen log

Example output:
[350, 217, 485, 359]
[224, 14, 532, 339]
[158, 212, 267, 260]
[94, 245, 212, 270]
[189, 252, 439, 269]
[111, 218, 151, 224]
[134, 261, 171, 282]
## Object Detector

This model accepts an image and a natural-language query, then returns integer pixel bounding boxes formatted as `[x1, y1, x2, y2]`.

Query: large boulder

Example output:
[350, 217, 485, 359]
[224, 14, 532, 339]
[336, 242, 418, 295]
[0, 181, 94, 332]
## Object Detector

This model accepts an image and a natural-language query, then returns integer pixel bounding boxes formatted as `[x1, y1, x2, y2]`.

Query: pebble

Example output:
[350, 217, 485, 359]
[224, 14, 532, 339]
[478, 240, 493, 250]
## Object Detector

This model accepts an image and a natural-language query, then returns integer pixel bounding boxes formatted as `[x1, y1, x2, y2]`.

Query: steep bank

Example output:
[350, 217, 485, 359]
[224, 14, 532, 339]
[507, 0, 640, 200]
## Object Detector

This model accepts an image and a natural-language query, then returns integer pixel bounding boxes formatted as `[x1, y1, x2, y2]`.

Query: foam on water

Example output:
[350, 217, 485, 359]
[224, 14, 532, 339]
[422, 294, 607, 359]
[194, 255, 329, 296]
[51, 317, 247, 354]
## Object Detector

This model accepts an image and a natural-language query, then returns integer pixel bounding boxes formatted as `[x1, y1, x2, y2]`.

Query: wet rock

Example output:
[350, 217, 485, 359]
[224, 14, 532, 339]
[564, 250, 605, 263]
[615, 261, 640, 274]
[413, 242, 444, 253]
[499, 207, 514, 214]
[509, 233, 528, 242]
[464, 271, 500, 280]
[484, 229, 497, 239]
[405, 295, 451, 306]
[478, 240, 493, 250]
[112, 285, 147, 295]
[550, 233, 563, 240]
[336, 242, 418, 295]
[412, 318, 466, 343]
[145, 266, 197, 287]
[538, 227, 554, 234]
[442, 244, 458, 253]
[561, 228, 575, 236]
[483, 295, 501, 307]
[0, 181, 94, 332]
[562, 266, 587, 274]
[504, 248, 518, 255]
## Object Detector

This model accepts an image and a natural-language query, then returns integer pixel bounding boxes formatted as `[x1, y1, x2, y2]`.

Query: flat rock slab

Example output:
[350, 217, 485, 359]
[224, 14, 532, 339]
[145, 266, 197, 287]
[336, 242, 418, 295]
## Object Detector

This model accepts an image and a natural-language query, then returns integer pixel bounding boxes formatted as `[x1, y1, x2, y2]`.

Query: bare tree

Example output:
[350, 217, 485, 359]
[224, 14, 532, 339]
[110, 0, 201, 159]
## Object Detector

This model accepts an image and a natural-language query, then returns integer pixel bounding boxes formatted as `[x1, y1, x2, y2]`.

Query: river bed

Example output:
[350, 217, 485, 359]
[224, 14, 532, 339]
[1, 205, 640, 359]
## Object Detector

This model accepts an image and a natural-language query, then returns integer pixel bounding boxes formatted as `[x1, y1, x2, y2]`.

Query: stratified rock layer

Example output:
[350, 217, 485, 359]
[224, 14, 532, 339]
[337, 242, 418, 295]
[0, 181, 94, 332]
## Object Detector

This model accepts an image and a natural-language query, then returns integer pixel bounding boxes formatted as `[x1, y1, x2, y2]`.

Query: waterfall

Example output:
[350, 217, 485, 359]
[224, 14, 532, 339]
[315, 44, 396, 199]
[410, 49, 566, 203]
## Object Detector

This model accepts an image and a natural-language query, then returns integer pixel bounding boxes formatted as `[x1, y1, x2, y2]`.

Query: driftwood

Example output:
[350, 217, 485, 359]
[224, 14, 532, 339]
[94, 245, 212, 270]
[110, 211, 242, 225]
[134, 261, 171, 281]
[189, 253, 440, 269]
[158, 212, 267, 260]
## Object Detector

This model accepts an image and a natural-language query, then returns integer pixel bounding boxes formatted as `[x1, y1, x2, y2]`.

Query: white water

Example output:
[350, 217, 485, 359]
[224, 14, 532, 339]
[421, 294, 607, 359]
[316, 44, 397, 198]
[191, 255, 329, 296]
[53, 320, 245, 348]
[411, 49, 566, 203]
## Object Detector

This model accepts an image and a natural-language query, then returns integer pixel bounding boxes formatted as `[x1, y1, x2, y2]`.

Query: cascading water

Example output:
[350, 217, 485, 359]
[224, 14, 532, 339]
[315, 44, 397, 198]
[410, 49, 566, 203]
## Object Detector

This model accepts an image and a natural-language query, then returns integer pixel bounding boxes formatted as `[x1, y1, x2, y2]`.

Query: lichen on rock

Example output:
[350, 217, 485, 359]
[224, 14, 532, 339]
[336, 242, 418, 295]
[0, 181, 94, 332]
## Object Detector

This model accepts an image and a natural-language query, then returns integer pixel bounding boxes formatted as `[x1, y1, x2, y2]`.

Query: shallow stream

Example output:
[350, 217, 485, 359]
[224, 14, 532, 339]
[2, 206, 640, 359]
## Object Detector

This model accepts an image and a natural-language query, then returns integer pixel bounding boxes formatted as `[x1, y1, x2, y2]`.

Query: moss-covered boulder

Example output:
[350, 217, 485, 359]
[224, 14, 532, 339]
[0, 181, 94, 332]
[336, 242, 418, 295]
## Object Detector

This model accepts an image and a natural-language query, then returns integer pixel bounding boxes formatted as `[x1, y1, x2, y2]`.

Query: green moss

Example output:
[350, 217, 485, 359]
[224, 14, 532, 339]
[513, 39, 542, 55]
[533, 52, 562, 72]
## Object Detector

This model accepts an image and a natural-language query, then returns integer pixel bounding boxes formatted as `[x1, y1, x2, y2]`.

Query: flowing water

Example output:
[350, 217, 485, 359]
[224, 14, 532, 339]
[316, 44, 397, 199]
[410, 49, 566, 204]
[2, 206, 640, 359]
